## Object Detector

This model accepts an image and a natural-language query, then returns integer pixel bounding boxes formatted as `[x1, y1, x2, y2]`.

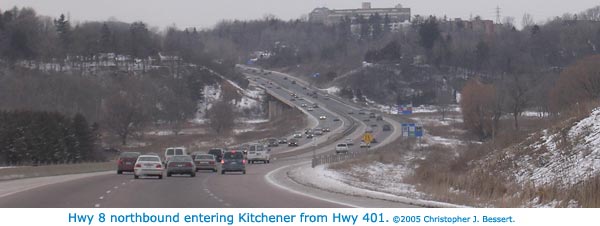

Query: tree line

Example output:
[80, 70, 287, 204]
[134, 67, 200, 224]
[0, 111, 99, 164]
[0, 7, 250, 148]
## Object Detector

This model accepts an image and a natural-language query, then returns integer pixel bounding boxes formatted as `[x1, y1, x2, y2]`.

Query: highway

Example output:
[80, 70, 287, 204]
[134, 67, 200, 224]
[0, 67, 412, 208]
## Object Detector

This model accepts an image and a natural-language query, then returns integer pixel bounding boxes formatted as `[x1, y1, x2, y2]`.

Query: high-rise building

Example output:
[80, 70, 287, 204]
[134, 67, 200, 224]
[309, 2, 411, 25]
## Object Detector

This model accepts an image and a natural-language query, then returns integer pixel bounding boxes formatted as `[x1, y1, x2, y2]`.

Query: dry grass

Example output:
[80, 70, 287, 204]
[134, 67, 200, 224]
[0, 162, 114, 181]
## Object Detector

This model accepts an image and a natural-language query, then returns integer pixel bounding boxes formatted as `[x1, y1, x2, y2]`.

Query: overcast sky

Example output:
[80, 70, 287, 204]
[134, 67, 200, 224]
[1, 0, 598, 30]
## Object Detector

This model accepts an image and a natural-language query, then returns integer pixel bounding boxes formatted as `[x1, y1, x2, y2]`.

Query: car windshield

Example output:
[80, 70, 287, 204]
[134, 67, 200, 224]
[120, 152, 140, 158]
[223, 152, 244, 159]
[138, 156, 160, 162]
[171, 156, 192, 162]
[195, 155, 213, 160]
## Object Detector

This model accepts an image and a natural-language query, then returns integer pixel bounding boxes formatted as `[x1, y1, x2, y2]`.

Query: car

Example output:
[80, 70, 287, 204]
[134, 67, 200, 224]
[319, 115, 327, 120]
[117, 151, 141, 174]
[276, 86, 281, 89]
[307, 107, 314, 111]
[166, 155, 196, 177]
[333, 118, 341, 121]
[133, 155, 164, 179]
[291, 80, 296, 84]
[293, 132, 303, 138]
[376, 115, 383, 121]
[371, 124, 378, 127]
[164, 147, 187, 164]
[369, 112, 376, 118]
[302, 87, 307, 90]
[345, 138, 354, 146]
[301, 103, 307, 107]
[283, 77, 288, 80]
[382, 124, 391, 131]
[221, 150, 247, 174]
[371, 138, 378, 143]
[348, 111, 354, 114]
[190, 151, 204, 160]
[323, 127, 331, 132]
[312, 103, 319, 108]
[278, 138, 288, 144]
[314, 130, 323, 135]
[288, 138, 299, 146]
[358, 110, 366, 115]
[305, 128, 313, 134]
[267, 138, 279, 147]
[363, 118, 370, 122]
[290, 98, 296, 101]
[247, 143, 271, 164]
[208, 148, 225, 162]
[306, 133, 314, 139]
[335, 143, 349, 154]
[194, 154, 217, 172]
[360, 141, 370, 148]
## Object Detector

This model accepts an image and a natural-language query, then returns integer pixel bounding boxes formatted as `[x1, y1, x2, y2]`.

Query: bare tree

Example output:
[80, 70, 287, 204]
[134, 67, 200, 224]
[206, 101, 236, 135]
[436, 88, 454, 121]
[102, 92, 148, 145]
[521, 13, 535, 29]
[505, 74, 529, 130]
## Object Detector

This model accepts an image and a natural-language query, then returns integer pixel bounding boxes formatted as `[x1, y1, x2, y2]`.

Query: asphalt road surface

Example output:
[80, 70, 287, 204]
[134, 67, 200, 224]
[0, 67, 412, 208]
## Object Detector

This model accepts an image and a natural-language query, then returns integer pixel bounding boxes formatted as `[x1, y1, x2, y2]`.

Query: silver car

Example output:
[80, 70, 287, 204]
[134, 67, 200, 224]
[194, 154, 217, 172]
[134, 155, 164, 179]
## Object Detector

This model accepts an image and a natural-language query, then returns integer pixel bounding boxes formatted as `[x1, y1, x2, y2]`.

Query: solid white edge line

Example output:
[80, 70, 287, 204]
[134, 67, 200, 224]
[265, 161, 362, 208]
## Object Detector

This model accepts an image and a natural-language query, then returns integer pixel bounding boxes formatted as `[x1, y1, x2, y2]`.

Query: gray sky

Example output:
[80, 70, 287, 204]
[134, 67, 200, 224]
[1, 0, 598, 30]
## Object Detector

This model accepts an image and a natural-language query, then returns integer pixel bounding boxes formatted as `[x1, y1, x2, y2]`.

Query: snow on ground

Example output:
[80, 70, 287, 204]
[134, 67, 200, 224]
[0, 166, 18, 170]
[512, 108, 600, 187]
[240, 119, 269, 124]
[320, 86, 340, 95]
[522, 111, 550, 117]
[289, 163, 464, 207]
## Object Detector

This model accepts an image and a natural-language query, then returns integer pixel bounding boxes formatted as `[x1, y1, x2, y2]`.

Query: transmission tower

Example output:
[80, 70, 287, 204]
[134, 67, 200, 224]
[495, 6, 501, 24]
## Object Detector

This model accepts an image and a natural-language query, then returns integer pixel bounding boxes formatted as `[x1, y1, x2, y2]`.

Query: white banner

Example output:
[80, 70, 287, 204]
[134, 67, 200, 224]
[0, 208, 597, 226]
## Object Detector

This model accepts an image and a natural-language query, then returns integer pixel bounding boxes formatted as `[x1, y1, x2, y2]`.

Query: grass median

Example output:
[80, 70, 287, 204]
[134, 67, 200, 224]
[0, 162, 114, 181]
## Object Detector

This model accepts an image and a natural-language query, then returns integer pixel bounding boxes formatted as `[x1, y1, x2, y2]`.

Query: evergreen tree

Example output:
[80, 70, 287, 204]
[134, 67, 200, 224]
[71, 113, 95, 161]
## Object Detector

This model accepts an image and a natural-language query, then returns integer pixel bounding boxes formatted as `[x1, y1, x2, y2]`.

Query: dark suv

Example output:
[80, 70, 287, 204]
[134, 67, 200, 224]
[221, 150, 246, 174]
[117, 151, 141, 174]
[208, 148, 225, 162]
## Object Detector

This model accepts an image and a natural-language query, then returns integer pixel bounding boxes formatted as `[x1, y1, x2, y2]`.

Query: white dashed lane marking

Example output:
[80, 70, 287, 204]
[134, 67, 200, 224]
[94, 204, 100, 208]
[99, 196, 104, 200]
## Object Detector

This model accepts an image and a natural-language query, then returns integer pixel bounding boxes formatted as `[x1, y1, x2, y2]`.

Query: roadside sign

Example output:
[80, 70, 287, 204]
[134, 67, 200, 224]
[401, 123, 423, 137]
[362, 133, 374, 144]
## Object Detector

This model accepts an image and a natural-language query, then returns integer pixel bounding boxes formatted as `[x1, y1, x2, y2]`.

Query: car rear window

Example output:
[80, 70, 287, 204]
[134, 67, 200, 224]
[166, 149, 174, 155]
[337, 144, 347, 147]
[175, 149, 184, 155]
[223, 152, 244, 159]
[120, 152, 140, 158]
[138, 156, 160, 162]
[208, 149, 222, 156]
[195, 155, 213, 160]
[171, 156, 192, 162]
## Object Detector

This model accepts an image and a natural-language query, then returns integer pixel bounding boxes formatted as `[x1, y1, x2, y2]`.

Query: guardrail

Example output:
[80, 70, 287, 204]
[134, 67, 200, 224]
[312, 149, 373, 167]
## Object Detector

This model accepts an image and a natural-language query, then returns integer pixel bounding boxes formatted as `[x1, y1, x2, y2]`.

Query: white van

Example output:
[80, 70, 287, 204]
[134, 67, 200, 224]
[164, 147, 187, 163]
[246, 143, 270, 164]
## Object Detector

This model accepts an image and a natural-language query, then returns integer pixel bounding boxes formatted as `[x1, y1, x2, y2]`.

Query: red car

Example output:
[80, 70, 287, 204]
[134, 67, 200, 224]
[117, 152, 141, 174]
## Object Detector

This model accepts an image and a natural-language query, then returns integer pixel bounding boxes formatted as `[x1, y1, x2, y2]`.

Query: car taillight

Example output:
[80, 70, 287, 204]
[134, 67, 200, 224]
[135, 164, 141, 168]
[118, 159, 123, 165]
[242, 159, 247, 164]
[156, 164, 162, 168]
[185, 162, 193, 167]
[221, 160, 224, 164]
[209, 161, 215, 164]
